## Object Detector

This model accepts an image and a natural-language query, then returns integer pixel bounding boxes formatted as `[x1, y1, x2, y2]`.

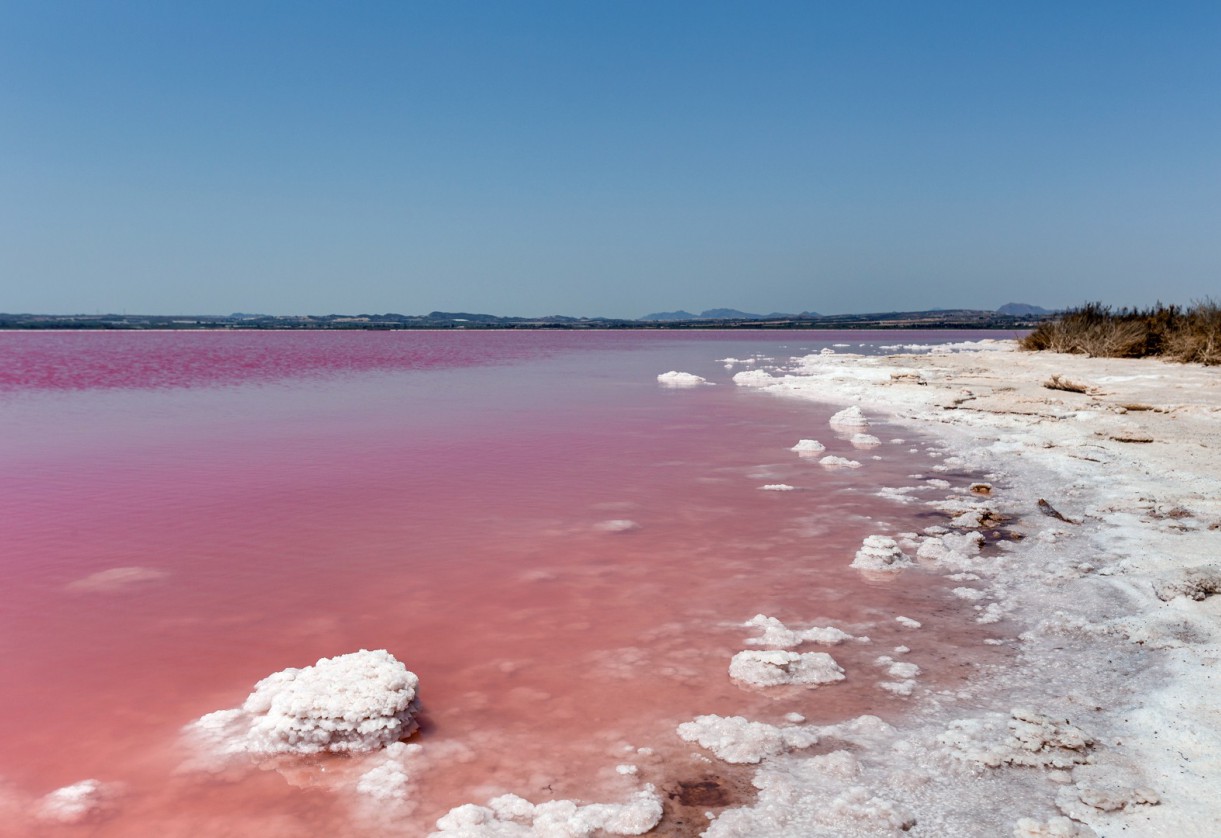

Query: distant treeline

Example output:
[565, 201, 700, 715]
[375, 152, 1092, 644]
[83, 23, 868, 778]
[1021, 301, 1221, 365]
[0, 309, 1051, 331]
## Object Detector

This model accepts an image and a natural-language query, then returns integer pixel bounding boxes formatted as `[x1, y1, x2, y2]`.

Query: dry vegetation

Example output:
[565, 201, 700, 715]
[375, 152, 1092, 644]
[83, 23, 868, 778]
[1021, 301, 1221, 365]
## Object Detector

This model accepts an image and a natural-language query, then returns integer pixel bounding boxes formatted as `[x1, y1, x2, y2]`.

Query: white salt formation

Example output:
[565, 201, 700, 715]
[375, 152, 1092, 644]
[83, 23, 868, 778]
[431, 787, 663, 836]
[759, 483, 797, 491]
[849, 433, 882, 448]
[36, 780, 114, 824]
[850, 536, 911, 571]
[829, 406, 869, 429]
[731, 369, 775, 387]
[187, 649, 419, 757]
[818, 455, 862, 469]
[67, 566, 166, 593]
[677, 715, 819, 764]
[656, 371, 710, 387]
[940, 709, 1095, 770]
[789, 438, 826, 454]
[595, 519, 641, 533]
[742, 614, 857, 647]
[728, 650, 845, 687]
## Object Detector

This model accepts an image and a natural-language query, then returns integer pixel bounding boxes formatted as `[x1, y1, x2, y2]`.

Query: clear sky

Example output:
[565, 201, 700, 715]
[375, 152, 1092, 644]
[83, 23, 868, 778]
[2, 1, 1218, 318]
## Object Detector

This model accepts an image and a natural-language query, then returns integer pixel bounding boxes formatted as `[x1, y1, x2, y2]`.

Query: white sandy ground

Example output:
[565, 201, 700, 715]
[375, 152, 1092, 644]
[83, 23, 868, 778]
[695, 340, 1221, 837]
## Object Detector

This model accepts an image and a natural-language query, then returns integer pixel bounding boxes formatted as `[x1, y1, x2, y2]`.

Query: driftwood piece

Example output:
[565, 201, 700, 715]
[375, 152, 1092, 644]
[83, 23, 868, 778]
[1038, 498, 1077, 524]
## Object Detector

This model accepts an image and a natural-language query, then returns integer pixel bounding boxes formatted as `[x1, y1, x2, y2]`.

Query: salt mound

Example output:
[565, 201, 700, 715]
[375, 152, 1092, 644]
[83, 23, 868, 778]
[432, 787, 663, 836]
[743, 614, 857, 648]
[850, 536, 911, 572]
[36, 780, 114, 824]
[790, 439, 826, 455]
[819, 455, 862, 469]
[187, 649, 419, 756]
[849, 433, 881, 449]
[657, 371, 709, 387]
[760, 484, 797, 491]
[729, 650, 845, 687]
[829, 406, 869, 429]
[677, 714, 818, 764]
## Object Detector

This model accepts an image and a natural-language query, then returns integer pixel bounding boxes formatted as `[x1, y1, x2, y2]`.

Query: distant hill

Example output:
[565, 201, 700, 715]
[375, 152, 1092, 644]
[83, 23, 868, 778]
[698, 308, 764, 320]
[640, 308, 820, 321]
[996, 303, 1051, 316]
[639, 310, 699, 321]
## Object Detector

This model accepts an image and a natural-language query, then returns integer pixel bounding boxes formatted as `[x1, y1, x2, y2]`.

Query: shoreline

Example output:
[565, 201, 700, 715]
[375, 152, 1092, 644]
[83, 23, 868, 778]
[714, 340, 1220, 836]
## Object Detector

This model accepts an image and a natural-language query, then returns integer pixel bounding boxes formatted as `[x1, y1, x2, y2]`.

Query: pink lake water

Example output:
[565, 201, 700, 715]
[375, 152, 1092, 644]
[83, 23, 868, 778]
[0, 330, 1013, 836]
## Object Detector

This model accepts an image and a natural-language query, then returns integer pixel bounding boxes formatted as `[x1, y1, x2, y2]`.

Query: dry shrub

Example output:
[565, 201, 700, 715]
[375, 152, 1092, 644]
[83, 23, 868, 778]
[1021, 301, 1220, 366]
[1164, 301, 1221, 365]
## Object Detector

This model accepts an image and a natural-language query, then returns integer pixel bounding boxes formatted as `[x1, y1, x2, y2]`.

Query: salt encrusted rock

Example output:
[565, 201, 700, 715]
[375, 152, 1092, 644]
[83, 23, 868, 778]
[790, 438, 826, 455]
[729, 650, 845, 687]
[895, 616, 921, 629]
[829, 406, 870, 429]
[188, 649, 420, 757]
[851, 536, 911, 571]
[677, 715, 819, 764]
[849, 433, 882, 449]
[657, 371, 710, 387]
[1152, 564, 1221, 601]
[431, 787, 663, 837]
[743, 614, 857, 648]
[819, 455, 862, 469]
[1013, 816, 1098, 837]
[36, 780, 115, 824]
[940, 709, 1094, 770]
[760, 484, 797, 491]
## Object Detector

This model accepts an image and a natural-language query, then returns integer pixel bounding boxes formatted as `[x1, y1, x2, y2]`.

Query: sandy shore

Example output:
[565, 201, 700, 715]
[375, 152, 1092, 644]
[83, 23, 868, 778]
[708, 340, 1221, 837]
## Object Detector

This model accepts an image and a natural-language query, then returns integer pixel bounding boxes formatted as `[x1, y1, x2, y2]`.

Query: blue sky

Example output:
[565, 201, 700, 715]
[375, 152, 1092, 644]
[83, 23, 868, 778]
[2, 2, 1218, 317]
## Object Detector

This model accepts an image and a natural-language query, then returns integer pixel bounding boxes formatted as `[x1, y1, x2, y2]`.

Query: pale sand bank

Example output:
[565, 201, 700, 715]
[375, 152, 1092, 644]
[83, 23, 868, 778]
[712, 341, 1221, 836]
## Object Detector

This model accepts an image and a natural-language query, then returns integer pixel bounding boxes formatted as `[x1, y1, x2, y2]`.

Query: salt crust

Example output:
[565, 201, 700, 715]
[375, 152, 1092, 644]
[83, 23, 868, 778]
[850, 432, 882, 448]
[430, 787, 663, 837]
[829, 406, 870, 428]
[850, 535, 911, 571]
[36, 780, 115, 824]
[186, 649, 419, 757]
[66, 566, 166, 592]
[656, 370, 710, 387]
[725, 340, 1221, 834]
[759, 483, 797, 491]
[677, 715, 818, 764]
[790, 438, 826, 454]
[595, 519, 640, 533]
[728, 649, 845, 687]
[818, 455, 862, 469]
[742, 614, 861, 648]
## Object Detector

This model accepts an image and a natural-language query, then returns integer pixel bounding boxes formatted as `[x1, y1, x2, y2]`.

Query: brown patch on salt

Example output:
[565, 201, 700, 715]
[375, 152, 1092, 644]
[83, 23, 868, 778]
[656, 767, 758, 837]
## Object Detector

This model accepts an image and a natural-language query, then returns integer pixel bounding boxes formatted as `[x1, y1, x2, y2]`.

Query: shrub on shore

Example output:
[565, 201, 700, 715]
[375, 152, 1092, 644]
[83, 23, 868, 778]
[1021, 301, 1221, 365]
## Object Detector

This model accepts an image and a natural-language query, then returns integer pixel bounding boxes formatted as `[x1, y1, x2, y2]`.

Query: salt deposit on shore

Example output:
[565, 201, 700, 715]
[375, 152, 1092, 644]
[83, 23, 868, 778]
[186, 649, 420, 758]
[700, 340, 1221, 836]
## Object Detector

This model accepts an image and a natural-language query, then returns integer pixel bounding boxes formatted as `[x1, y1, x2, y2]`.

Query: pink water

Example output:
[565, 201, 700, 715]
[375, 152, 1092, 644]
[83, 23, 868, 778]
[0, 330, 1010, 835]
